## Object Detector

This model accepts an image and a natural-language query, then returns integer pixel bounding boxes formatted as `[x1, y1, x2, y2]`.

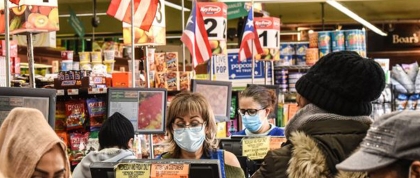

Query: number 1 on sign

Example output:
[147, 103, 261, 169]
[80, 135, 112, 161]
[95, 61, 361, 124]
[258, 30, 279, 49]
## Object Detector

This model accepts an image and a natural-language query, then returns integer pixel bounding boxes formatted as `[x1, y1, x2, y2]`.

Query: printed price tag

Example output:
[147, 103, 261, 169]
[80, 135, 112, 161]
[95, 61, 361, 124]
[67, 89, 79, 95]
[150, 163, 189, 178]
[56, 89, 65, 96]
[115, 163, 151, 178]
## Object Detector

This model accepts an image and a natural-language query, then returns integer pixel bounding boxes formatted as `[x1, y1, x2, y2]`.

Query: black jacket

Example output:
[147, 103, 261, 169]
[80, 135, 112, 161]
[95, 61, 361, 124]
[251, 104, 370, 178]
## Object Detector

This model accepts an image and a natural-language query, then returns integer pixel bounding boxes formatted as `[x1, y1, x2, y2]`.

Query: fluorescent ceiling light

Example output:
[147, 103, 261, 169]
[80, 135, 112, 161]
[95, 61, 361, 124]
[326, 0, 387, 36]
[165, 1, 190, 12]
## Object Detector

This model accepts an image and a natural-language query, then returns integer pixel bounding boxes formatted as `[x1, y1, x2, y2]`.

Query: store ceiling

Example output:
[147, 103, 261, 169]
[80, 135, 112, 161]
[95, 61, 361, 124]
[57, 0, 420, 34]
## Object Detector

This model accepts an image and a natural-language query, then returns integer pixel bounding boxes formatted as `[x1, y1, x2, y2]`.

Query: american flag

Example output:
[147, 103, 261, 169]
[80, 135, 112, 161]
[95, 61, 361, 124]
[107, 0, 158, 31]
[181, 3, 212, 68]
[239, 8, 263, 62]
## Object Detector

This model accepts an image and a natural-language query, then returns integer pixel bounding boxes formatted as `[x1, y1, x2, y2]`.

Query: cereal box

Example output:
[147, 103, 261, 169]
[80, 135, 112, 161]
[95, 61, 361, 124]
[165, 52, 178, 71]
[155, 72, 167, 89]
[154, 53, 166, 72]
[179, 71, 192, 91]
[167, 71, 179, 91]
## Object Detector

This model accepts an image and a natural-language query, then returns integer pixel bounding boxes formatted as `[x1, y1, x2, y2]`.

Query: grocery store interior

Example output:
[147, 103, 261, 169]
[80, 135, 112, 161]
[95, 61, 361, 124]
[1, 0, 420, 177]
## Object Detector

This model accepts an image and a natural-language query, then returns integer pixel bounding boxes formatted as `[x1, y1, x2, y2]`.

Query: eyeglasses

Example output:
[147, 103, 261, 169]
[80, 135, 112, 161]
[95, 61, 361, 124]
[238, 108, 265, 116]
[173, 122, 206, 132]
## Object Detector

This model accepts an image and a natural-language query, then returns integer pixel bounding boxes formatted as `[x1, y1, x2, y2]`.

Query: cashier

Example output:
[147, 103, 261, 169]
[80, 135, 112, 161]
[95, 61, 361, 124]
[157, 92, 245, 178]
[233, 85, 284, 136]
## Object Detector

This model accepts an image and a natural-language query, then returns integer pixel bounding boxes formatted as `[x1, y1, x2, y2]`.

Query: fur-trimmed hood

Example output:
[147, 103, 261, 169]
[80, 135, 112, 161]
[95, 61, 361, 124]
[287, 131, 367, 178]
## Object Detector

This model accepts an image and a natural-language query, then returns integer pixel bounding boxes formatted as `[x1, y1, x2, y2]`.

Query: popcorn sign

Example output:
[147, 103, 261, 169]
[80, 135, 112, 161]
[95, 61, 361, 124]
[254, 17, 280, 60]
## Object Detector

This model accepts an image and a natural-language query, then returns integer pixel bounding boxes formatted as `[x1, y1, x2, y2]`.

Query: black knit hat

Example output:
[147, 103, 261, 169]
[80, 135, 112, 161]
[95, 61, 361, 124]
[295, 51, 385, 116]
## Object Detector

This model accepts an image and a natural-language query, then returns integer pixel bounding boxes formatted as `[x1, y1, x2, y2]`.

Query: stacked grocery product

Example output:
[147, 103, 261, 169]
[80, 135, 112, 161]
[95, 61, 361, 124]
[274, 69, 288, 92]
[0, 40, 19, 87]
[288, 72, 304, 92]
[307, 29, 367, 66]
[391, 62, 420, 111]
[277, 42, 309, 66]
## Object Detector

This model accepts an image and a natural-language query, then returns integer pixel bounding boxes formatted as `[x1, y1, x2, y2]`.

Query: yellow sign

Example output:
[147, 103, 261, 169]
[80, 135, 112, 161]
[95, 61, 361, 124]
[151, 163, 190, 178]
[242, 137, 270, 160]
[115, 163, 151, 178]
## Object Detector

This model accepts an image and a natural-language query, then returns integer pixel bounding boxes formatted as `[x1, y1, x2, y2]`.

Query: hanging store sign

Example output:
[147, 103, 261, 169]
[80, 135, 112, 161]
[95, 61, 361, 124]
[122, 0, 166, 46]
[226, 2, 247, 20]
[254, 17, 280, 61]
[199, 2, 227, 55]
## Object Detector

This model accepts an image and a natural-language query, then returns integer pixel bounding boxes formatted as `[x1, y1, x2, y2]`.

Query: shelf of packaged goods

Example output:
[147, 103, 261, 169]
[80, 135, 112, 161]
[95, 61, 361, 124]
[88, 88, 107, 94]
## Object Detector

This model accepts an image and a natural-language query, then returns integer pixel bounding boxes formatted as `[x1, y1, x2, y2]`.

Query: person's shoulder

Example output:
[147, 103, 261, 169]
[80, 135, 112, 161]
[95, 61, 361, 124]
[268, 126, 285, 136]
[223, 150, 241, 168]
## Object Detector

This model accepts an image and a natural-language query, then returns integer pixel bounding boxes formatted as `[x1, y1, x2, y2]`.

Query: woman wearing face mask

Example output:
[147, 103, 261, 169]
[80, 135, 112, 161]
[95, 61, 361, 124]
[157, 92, 245, 178]
[233, 85, 284, 136]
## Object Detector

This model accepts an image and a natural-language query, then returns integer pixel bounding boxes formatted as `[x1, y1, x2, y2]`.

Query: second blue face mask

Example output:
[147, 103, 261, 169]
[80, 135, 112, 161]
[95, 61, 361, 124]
[242, 114, 263, 132]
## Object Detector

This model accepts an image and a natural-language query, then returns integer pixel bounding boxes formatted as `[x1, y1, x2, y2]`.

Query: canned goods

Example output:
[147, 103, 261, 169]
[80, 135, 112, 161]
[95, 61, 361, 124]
[318, 31, 331, 49]
[332, 31, 345, 50]
[309, 32, 318, 48]
[319, 48, 331, 58]
[295, 42, 309, 55]
[345, 30, 362, 49]
[306, 48, 319, 66]
[279, 55, 294, 66]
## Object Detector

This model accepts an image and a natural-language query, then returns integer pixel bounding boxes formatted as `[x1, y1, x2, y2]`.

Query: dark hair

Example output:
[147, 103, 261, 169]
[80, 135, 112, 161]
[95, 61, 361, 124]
[240, 85, 277, 110]
[392, 159, 414, 178]
[98, 112, 135, 150]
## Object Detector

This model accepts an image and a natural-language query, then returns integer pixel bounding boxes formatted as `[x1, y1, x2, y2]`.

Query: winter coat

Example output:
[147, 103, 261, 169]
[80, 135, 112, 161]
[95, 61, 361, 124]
[251, 104, 371, 178]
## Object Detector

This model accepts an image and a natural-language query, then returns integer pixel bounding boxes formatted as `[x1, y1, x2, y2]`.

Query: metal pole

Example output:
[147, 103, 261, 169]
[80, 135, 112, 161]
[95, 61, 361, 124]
[4, 0, 10, 87]
[264, 61, 268, 85]
[182, 0, 186, 72]
[271, 60, 274, 85]
[27, 33, 35, 88]
[130, 0, 136, 88]
[209, 56, 213, 81]
[144, 47, 150, 88]
[251, 1, 255, 84]
[149, 134, 154, 158]
[321, 3, 325, 31]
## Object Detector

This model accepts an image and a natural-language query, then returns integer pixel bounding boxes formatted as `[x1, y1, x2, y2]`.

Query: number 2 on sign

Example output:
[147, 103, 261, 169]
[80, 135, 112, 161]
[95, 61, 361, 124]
[204, 18, 227, 40]
[258, 30, 279, 48]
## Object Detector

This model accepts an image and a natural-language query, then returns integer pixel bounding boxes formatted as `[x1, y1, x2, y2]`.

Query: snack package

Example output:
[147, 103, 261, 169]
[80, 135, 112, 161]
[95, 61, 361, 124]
[86, 131, 100, 152]
[154, 53, 166, 72]
[392, 65, 414, 93]
[396, 94, 409, 111]
[56, 131, 69, 147]
[391, 78, 408, 94]
[65, 100, 87, 130]
[69, 132, 89, 164]
[86, 98, 107, 128]
[402, 62, 419, 83]
[155, 72, 167, 89]
[55, 101, 67, 131]
[407, 94, 419, 110]
[179, 71, 192, 91]
[167, 71, 179, 91]
[165, 52, 178, 71]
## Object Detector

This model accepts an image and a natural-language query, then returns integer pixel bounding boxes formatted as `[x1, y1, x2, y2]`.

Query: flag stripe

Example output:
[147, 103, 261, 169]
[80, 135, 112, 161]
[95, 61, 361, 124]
[238, 8, 264, 62]
[115, 0, 130, 20]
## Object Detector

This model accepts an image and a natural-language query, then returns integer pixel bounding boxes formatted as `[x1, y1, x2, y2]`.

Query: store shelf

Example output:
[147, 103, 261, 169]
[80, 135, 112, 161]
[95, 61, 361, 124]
[56, 88, 108, 96]
[274, 65, 311, 70]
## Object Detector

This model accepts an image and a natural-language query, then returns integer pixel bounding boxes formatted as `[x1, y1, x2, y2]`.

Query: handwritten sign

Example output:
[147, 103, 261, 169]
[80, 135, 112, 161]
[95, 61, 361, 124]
[242, 137, 270, 160]
[270, 137, 287, 150]
[115, 163, 151, 178]
[151, 163, 189, 178]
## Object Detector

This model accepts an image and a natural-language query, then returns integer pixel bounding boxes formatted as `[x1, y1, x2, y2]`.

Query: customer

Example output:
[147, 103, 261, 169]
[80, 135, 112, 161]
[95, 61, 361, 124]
[158, 92, 244, 178]
[233, 85, 284, 136]
[0, 107, 71, 178]
[337, 111, 420, 178]
[73, 112, 136, 178]
[251, 51, 386, 178]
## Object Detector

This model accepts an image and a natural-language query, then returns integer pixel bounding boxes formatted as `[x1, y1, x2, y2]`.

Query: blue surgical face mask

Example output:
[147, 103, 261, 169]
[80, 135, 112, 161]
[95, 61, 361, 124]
[242, 114, 263, 132]
[173, 125, 206, 153]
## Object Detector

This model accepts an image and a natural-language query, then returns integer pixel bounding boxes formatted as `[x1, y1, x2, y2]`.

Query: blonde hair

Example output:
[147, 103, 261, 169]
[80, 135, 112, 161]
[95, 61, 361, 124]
[166, 92, 218, 158]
